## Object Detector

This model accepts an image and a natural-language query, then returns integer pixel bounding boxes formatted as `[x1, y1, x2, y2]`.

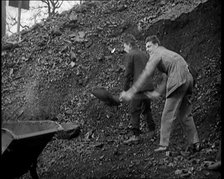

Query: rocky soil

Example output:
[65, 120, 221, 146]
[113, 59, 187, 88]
[1, 0, 221, 178]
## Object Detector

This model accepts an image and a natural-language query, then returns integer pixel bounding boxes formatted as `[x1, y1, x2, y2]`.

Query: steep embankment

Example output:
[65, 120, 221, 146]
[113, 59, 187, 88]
[1, 0, 221, 178]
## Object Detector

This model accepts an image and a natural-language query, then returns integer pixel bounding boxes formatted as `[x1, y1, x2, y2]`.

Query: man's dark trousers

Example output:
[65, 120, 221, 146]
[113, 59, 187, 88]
[130, 93, 155, 136]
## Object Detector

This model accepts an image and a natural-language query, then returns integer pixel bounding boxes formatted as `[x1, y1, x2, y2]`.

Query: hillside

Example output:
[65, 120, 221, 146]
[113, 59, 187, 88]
[1, 0, 221, 178]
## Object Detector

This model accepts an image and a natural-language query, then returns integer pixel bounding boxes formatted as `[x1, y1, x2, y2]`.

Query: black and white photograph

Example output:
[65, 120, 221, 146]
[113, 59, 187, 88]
[1, 0, 221, 178]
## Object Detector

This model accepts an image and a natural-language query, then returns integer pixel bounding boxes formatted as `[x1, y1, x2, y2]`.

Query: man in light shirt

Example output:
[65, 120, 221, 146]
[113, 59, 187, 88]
[120, 35, 200, 153]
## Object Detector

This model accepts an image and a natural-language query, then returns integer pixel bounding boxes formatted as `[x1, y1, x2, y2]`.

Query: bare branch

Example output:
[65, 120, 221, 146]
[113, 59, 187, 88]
[6, 21, 15, 34]
[40, 0, 64, 17]
[30, 5, 48, 10]
[41, 0, 48, 3]
[56, 0, 64, 8]
[51, 1, 56, 16]
[7, 14, 17, 26]
[20, 24, 30, 29]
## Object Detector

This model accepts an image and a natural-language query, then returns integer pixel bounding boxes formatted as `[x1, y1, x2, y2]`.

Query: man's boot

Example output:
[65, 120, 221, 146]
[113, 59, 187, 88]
[124, 128, 140, 144]
[124, 135, 140, 144]
[208, 161, 221, 170]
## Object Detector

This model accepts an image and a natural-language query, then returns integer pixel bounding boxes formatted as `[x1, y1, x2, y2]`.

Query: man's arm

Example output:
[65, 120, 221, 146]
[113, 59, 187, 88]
[130, 53, 160, 94]
[155, 73, 167, 95]
[123, 54, 134, 91]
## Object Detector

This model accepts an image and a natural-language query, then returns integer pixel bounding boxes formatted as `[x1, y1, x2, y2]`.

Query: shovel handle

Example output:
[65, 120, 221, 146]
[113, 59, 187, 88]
[118, 93, 149, 103]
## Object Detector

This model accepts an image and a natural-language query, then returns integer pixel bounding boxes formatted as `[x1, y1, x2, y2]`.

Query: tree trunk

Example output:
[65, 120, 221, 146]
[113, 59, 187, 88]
[17, 1, 22, 33]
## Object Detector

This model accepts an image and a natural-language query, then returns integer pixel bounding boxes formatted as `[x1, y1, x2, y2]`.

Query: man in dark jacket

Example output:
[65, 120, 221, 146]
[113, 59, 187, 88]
[120, 34, 156, 144]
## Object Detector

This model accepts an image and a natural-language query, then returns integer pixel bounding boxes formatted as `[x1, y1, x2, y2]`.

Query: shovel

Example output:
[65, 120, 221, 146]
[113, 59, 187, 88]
[91, 87, 149, 106]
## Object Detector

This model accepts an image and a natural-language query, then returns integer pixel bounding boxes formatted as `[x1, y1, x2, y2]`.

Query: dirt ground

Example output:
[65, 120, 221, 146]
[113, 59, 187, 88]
[1, 0, 221, 178]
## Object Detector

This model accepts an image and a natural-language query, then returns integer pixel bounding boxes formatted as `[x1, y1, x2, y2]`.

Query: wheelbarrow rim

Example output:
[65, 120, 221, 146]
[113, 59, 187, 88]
[2, 128, 16, 138]
[2, 120, 64, 140]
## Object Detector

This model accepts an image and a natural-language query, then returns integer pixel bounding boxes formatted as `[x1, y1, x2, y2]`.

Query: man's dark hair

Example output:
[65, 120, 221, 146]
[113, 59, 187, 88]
[145, 35, 160, 45]
[123, 34, 136, 47]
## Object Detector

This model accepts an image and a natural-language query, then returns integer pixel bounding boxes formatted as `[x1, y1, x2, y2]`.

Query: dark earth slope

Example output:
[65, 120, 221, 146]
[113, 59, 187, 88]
[1, 0, 221, 178]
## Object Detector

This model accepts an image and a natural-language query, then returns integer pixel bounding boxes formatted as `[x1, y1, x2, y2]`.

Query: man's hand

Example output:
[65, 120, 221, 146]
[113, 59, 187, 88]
[119, 91, 125, 102]
[144, 91, 160, 100]
[119, 90, 135, 102]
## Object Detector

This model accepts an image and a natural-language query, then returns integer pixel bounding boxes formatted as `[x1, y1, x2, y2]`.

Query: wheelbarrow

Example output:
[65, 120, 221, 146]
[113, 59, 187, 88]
[1, 120, 67, 179]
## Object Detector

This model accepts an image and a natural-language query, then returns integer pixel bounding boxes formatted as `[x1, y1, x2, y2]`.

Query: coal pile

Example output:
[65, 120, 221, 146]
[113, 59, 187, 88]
[1, 0, 221, 178]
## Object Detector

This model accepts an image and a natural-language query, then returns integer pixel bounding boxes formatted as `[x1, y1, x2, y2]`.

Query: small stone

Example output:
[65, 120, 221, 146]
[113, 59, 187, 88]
[166, 151, 171, 157]
[105, 55, 113, 60]
[66, 109, 73, 114]
[180, 172, 191, 178]
[9, 68, 14, 77]
[57, 122, 80, 140]
[191, 158, 199, 165]
[111, 48, 116, 53]
[202, 170, 210, 176]
[175, 169, 182, 175]
[99, 155, 104, 160]
[94, 142, 104, 149]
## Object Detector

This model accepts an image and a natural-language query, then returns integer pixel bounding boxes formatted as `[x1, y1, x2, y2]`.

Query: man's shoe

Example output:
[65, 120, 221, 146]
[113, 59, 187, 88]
[154, 145, 168, 152]
[124, 135, 140, 145]
[186, 142, 201, 153]
[208, 161, 221, 170]
[181, 142, 202, 156]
